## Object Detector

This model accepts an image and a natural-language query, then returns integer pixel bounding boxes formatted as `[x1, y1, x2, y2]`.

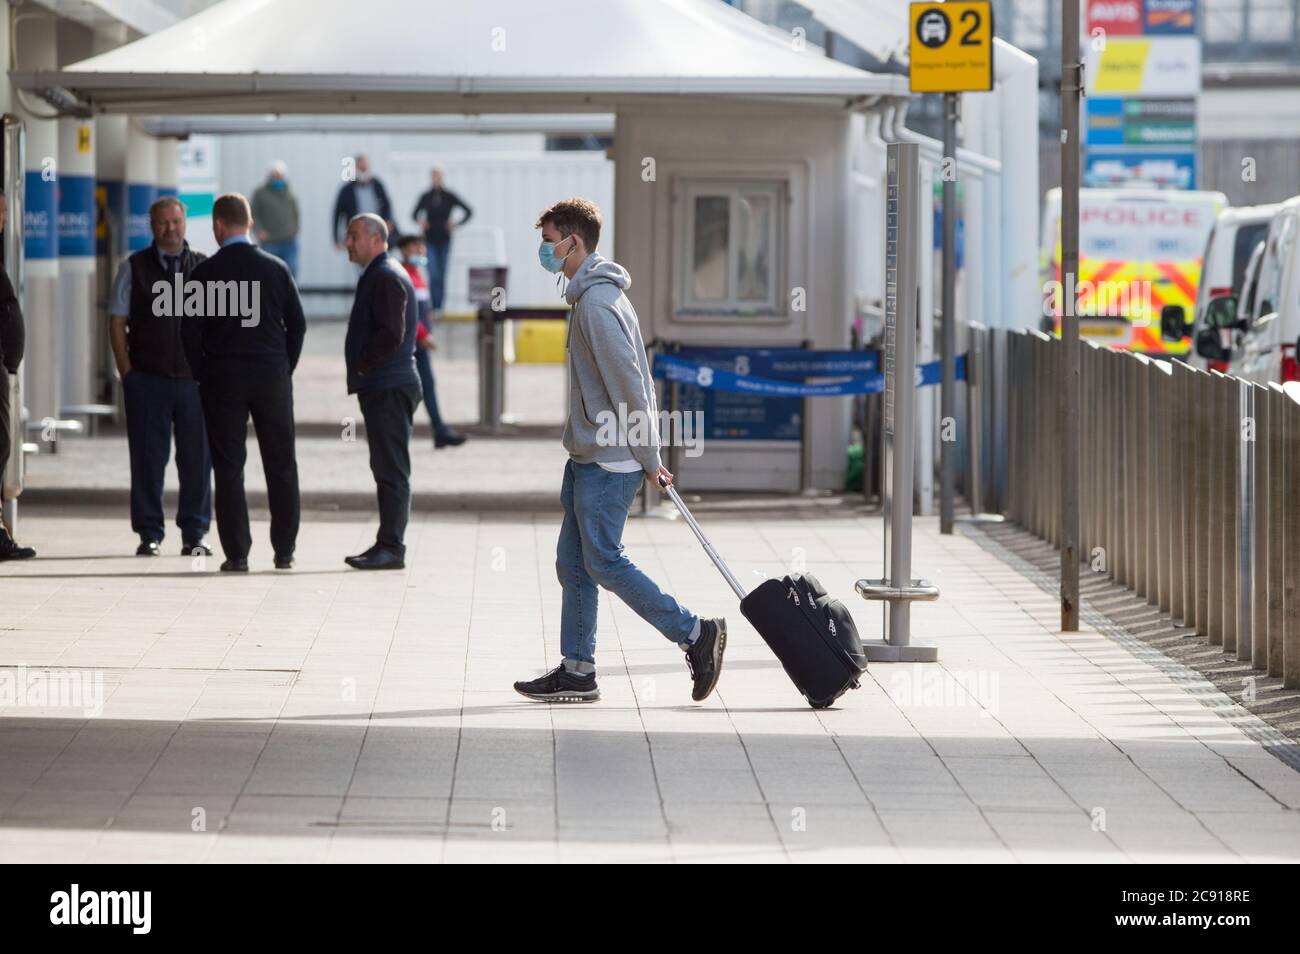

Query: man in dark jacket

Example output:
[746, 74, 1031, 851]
[411, 166, 472, 314]
[342, 213, 420, 571]
[0, 190, 35, 560]
[109, 196, 212, 557]
[189, 193, 306, 573]
[332, 154, 394, 250]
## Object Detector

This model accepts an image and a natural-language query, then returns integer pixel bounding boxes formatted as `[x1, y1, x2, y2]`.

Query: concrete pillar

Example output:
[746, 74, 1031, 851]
[57, 19, 97, 413]
[15, 7, 61, 429]
[125, 122, 158, 253]
[57, 116, 94, 410]
[157, 137, 178, 197]
[94, 24, 128, 261]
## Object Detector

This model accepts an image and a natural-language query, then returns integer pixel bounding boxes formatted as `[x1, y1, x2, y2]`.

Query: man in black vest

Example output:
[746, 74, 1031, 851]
[343, 213, 420, 571]
[109, 196, 212, 557]
[189, 193, 306, 573]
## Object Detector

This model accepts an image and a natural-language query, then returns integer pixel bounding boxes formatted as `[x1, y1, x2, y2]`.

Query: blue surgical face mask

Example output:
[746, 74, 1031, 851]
[269, 179, 287, 191]
[406, 254, 428, 267]
[538, 235, 575, 273]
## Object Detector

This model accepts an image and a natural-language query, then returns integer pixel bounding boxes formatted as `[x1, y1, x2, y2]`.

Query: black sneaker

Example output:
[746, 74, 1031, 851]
[685, 618, 727, 702]
[513, 665, 599, 703]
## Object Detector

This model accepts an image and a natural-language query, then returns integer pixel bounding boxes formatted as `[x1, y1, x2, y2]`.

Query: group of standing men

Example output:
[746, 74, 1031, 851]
[108, 186, 441, 571]
[0, 155, 472, 570]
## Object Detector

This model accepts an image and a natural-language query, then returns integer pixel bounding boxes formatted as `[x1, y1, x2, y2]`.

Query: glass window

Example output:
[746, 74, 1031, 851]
[1203, 0, 1245, 43]
[680, 179, 785, 317]
[691, 195, 730, 302]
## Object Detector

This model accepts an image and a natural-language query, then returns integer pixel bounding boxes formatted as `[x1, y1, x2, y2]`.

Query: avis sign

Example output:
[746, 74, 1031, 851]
[909, 1, 994, 94]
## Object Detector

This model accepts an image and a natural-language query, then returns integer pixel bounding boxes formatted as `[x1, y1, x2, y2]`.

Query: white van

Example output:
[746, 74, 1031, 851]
[1193, 205, 1278, 329]
[1195, 196, 1300, 385]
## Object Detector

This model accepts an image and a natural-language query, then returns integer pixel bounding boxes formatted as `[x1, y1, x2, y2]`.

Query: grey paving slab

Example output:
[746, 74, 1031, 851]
[3, 502, 1300, 863]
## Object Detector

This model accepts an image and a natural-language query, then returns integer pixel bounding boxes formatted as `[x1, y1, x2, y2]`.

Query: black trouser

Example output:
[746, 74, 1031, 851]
[0, 364, 11, 507]
[123, 370, 212, 544]
[358, 383, 420, 554]
[201, 363, 300, 561]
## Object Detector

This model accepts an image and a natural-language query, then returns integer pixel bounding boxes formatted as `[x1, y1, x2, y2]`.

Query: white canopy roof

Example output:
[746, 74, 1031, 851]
[14, 0, 906, 115]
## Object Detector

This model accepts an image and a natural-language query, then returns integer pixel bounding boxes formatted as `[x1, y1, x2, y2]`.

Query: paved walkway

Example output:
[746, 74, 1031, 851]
[3, 502, 1299, 862]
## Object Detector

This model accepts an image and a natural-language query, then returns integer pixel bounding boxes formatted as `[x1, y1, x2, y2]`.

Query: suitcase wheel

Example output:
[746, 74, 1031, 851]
[808, 699, 833, 710]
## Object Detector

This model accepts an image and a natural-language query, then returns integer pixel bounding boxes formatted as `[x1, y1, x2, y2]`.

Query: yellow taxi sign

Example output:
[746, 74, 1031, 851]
[909, 1, 995, 93]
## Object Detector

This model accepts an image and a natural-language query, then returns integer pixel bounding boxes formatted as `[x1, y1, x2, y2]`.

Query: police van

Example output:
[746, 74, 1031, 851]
[1041, 187, 1227, 355]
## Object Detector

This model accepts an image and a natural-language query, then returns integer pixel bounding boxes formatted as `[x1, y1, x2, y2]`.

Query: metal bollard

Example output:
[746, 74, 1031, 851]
[1251, 381, 1270, 671]
[1207, 371, 1225, 644]
[1284, 383, 1300, 689]
[1178, 362, 1195, 626]
[1194, 369, 1211, 636]
[1111, 351, 1126, 585]
[1236, 379, 1254, 661]
[1222, 373, 1239, 653]
[1135, 355, 1151, 598]
[476, 305, 505, 431]
[1268, 383, 1286, 677]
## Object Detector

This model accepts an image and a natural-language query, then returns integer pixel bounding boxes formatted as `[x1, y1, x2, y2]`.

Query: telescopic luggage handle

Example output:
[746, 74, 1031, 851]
[658, 474, 747, 601]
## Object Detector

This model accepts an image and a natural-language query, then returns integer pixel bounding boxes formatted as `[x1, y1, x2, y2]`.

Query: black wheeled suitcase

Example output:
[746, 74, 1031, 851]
[660, 479, 867, 709]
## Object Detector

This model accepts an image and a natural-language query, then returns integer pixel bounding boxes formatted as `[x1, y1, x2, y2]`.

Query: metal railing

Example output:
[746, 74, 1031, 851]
[1000, 330, 1300, 687]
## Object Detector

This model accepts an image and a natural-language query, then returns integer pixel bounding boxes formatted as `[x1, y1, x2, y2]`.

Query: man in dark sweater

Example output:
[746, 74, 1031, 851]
[109, 196, 212, 557]
[343, 213, 421, 571]
[332, 154, 394, 250]
[411, 167, 472, 314]
[189, 193, 306, 573]
[0, 190, 35, 560]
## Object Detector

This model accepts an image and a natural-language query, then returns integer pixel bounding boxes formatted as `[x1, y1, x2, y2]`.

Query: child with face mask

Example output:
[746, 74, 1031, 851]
[512, 198, 726, 704]
[396, 235, 466, 449]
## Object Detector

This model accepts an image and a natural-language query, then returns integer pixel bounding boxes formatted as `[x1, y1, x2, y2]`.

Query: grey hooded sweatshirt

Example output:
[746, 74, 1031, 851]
[562, 252, 662, 475]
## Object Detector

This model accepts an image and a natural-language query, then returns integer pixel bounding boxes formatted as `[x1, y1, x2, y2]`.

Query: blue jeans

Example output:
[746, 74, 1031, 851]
[426, 241, 450, 310]
[557, 460, 696, 665]
[261, 239, 299, 279]
[414, 344, 446, 434]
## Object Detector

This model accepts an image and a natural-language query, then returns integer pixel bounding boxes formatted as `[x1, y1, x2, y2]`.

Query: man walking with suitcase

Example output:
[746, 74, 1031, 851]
[513, 198, 726, 704]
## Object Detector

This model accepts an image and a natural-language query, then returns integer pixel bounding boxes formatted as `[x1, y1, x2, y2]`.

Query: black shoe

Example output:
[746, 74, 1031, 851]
[513, 665, 600, 703]
[182, 540, 212, 557]
[344, 547, 405, 570]
[219, 559, 249, 573]
[0, 531, 35, 560]
[136, 539, 161, 557]
[685, 618, 727, 702]
[274, 553, 294, 570]
[434, 429, 467, 448]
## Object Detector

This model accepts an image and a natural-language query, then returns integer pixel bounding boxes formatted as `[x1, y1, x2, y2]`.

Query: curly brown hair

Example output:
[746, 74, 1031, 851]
[535, 197, 602, 251]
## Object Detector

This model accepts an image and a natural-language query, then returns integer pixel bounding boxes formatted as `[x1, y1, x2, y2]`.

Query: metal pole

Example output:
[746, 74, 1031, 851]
[856, 142, 939, 663]
[939, 92, 959, 534]
[1059, 1, 1082, 632]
